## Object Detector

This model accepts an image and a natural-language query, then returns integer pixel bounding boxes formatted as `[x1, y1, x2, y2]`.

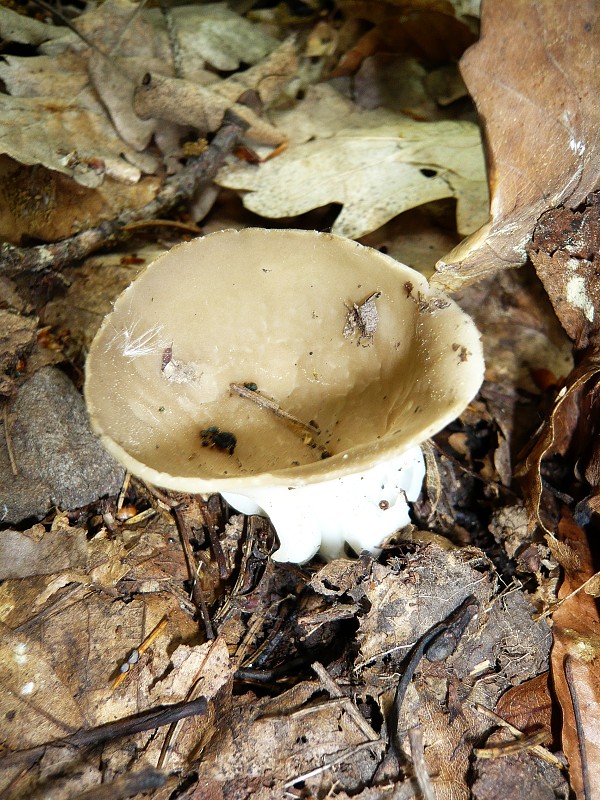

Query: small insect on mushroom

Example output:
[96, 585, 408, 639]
[200, 426, 237, 455]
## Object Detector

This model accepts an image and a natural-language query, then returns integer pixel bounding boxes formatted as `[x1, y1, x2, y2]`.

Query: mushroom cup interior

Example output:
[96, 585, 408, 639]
[85, 228, 484, 493]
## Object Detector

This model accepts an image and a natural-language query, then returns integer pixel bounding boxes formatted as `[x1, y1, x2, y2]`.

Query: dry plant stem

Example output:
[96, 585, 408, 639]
[230, 383, 320, 437]
[123, 507, 156, 525]
[538, 569, 600, 619]
[197, 496, 229, 579]
[238, 602, 287, 665]
[408, 726, 435, 800]
[172, 505, 215, 640]
[112, 617, 168, 689]
[312, 661, 380, 743]
[76, 768, 167, 800]
[159, 0, 183, 78]
[116, 471, 131, 513]
[565, 655, 591, 800]
[122, 219, 202, 234]
[474, 730, 550, 759]
[0, 697, 208, 769]
[0, 119, 246, 278]
[472, 703, 564, 769]
[284, 740, 382, 790]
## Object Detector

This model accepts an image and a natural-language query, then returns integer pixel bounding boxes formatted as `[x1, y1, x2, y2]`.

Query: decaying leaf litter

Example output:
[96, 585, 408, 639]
[0, 0, 598, 798]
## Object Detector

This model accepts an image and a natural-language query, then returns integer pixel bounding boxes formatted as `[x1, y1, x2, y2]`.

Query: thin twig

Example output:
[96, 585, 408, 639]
[122, 219, 202, 234]
[0, 117, 246, 277]
[474, 730, 550, 759]
[230, 383, 319, 437]
[197, 495, 229, 580]
[283, 740, 382, 789]
[235, 656, 311, 684]
[172, 505, 215, 640]
[408, 726, 436, 800]
[312, 662, 380, 743]
[116, 471, 131, 513]
[159, 0, 183, 78]
[122, 507, 156, 526]
[230, 382, 330, 457]
[112, 617, 168, 689]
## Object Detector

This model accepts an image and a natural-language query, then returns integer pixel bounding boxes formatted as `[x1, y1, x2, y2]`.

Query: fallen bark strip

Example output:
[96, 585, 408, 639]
[0, 115, 246, 278]
[0, 695, 208, 769]
[75, 767, 167, 800]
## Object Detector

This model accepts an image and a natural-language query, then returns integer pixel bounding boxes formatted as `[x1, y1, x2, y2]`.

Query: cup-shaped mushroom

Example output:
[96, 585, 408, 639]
[84, 228, 484, 562]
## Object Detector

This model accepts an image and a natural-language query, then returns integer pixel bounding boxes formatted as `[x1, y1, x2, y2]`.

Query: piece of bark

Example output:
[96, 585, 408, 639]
[528, 190, 600, 350]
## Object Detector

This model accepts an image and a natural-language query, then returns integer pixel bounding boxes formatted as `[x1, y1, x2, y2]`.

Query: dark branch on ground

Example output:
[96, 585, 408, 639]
[0, 696, 208, 769]
[0, 115, 247, 278]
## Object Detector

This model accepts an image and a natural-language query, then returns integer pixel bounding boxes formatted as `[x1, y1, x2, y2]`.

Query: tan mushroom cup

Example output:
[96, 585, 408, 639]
[85, 228, 484, 562]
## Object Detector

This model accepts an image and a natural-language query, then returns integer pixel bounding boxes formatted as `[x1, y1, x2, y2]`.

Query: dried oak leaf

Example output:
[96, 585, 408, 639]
[0, 5, 69, 47]
[73, 0, 178, 153]
[516, 356, 600, 536]
[495, 671, 553, 735]
[196, 682, 379, 797]
[144, 3, 279, 72]
[0, 95, 155, 188]
[550, 513, 600, 800]
[434, 0, 600, 290]
[217, 84, 488, 239]
[0, 519, 87, 580]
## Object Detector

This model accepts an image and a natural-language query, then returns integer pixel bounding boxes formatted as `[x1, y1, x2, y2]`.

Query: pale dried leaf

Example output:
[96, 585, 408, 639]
[0, 52, 96, 108]
[0, 523, 87, 580]
[145, 2, 280, 72]
[217, 84, 488, 239]
[133, 40, 297, 146]
[0, 6, 67, 46]
[0, 621, 85, 749]
[88, 53, 157, 152]
[148, 637, 234, 770]
[0, 96, 157, 187]
[583, 572, 600, 598]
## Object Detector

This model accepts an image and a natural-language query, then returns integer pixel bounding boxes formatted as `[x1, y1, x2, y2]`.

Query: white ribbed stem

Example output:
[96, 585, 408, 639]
[222, 445, 425, 562]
